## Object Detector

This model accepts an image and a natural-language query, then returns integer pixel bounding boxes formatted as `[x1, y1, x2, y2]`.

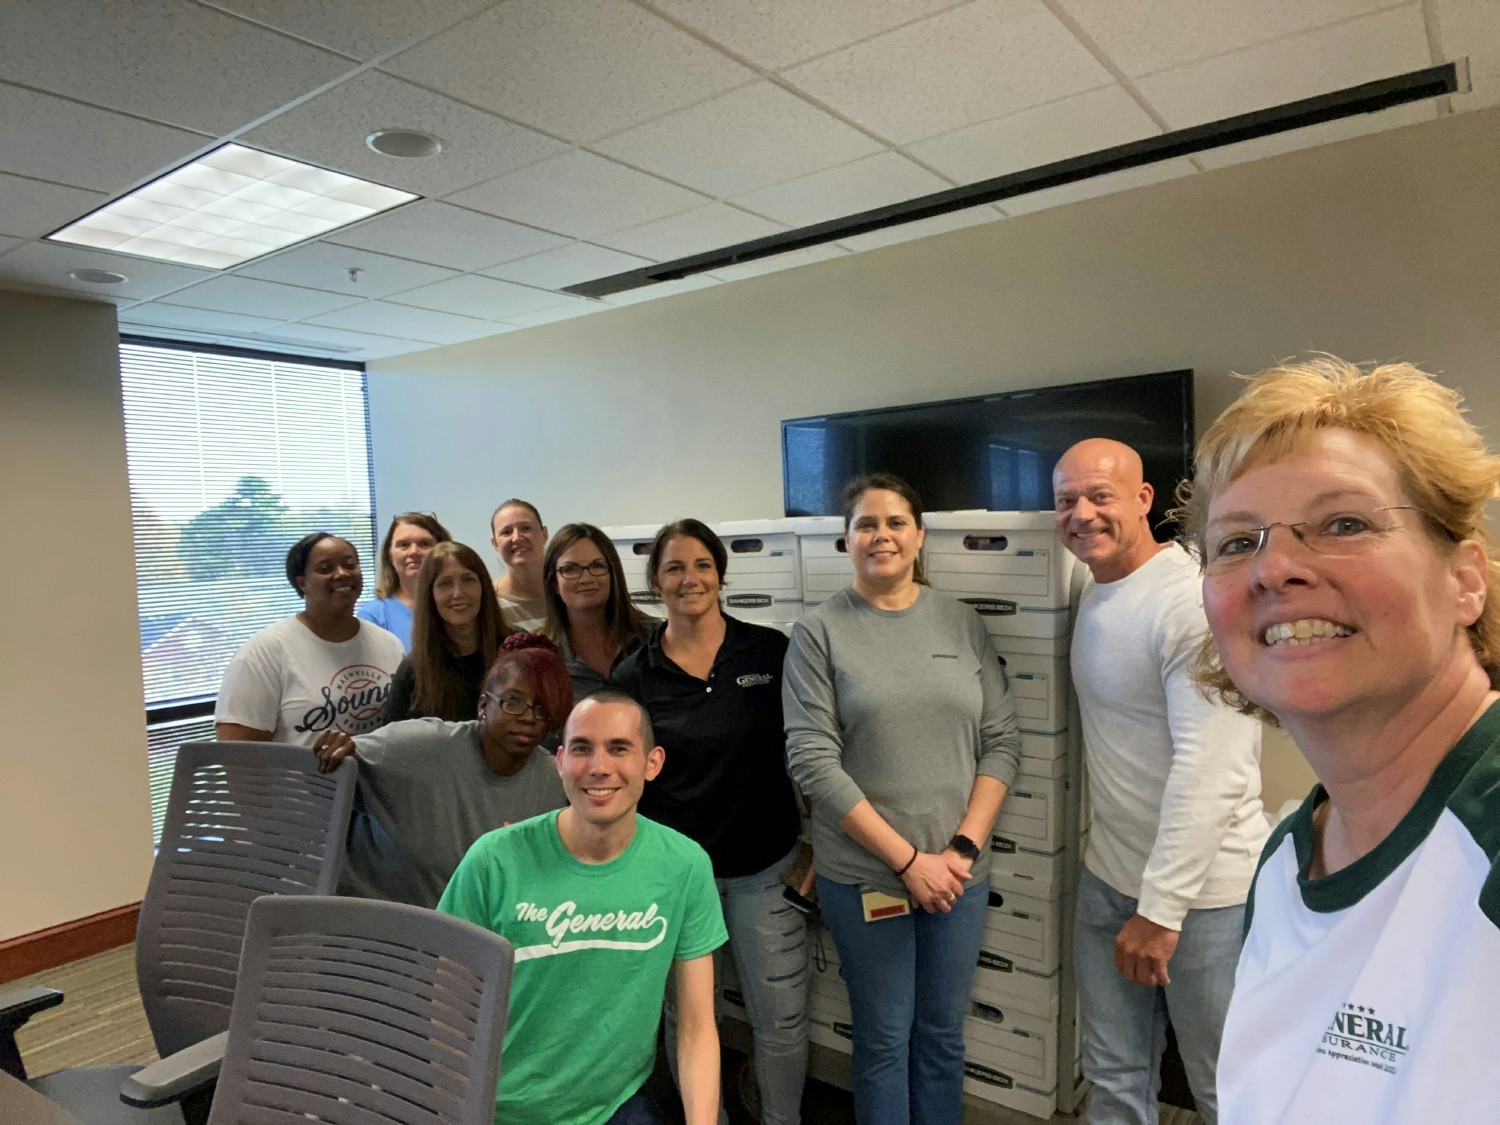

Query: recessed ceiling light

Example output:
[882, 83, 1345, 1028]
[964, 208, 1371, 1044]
[46, 144, 418, 270]
[68, 268, 129, 285]
[365, 129, 443, 159]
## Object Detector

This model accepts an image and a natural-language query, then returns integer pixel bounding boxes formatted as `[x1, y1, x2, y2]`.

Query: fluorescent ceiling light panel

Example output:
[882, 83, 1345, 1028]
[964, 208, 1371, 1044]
[47, 144, 417, 269]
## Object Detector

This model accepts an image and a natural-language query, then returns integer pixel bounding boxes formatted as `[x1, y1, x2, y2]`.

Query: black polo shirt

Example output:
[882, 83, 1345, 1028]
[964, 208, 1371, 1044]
[610, 614, 802, 878]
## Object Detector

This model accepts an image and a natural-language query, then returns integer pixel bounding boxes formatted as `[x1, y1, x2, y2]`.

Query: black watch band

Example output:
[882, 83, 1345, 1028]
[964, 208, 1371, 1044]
[949, 833, 981, 862]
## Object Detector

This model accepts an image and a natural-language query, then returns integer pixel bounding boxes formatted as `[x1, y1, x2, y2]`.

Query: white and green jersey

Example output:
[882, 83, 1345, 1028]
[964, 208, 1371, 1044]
[1219, 703, 1500, 1123]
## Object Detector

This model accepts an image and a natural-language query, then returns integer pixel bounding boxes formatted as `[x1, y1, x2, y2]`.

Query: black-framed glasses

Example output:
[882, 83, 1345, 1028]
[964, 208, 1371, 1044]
[481, 691, 551, 724]
[1203, 505, 1423, 572]
[555, 559, 610, 580]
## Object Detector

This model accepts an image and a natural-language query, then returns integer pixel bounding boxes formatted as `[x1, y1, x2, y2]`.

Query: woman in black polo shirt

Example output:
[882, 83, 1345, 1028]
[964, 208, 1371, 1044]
[611, 518, 808, 1125]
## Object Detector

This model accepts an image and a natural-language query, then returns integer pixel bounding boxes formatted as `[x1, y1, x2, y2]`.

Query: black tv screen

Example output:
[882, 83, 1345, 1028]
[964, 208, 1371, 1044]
[782, 370, 1193, 534]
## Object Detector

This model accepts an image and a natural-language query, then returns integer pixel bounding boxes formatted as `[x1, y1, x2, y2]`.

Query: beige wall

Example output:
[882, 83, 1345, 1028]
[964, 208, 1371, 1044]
[368, 107, 1500, 821]
[0, 291, 154, 941]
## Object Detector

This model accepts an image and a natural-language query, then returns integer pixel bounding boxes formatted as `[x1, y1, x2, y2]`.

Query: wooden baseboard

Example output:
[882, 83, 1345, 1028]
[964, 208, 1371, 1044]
[0, 904, 140, 984]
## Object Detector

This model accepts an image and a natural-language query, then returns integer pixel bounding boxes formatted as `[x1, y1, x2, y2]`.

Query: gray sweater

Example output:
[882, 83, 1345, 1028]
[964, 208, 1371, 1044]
[782, 586, 1022, 895]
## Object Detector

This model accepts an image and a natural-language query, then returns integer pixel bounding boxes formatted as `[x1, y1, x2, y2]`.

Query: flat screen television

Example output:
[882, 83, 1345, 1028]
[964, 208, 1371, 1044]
[782, 370, 1193, 534]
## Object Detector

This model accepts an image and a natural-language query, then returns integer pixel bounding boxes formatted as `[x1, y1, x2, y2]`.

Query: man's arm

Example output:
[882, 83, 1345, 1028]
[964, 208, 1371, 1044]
[1119, 588, 1263, 986]
[673, 955, 719, 1125]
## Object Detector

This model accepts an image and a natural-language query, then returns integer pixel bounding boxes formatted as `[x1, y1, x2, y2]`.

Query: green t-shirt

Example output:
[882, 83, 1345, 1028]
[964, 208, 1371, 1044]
[437, 810, 727, 1125]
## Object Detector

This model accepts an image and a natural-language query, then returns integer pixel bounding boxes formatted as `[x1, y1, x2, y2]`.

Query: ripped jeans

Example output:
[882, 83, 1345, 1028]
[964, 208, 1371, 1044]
[668, 846, 810, 1125]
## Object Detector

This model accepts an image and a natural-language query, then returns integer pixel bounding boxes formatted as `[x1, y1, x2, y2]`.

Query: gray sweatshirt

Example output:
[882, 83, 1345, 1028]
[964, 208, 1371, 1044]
[782, 585, 1022, 896]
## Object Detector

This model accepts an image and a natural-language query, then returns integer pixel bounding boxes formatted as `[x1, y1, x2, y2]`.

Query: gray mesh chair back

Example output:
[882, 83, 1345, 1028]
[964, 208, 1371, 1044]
[208, 895, 514, 1125]
[135, 741, 356, 1058]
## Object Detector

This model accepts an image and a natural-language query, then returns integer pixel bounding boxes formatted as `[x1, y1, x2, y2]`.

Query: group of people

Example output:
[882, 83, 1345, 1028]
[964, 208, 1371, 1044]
[207, 354, 1500, 1125]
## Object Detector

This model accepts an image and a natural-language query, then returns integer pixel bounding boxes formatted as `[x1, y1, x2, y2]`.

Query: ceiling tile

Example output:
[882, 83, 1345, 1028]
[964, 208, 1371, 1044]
[652, 0, 964, 70]
[160, 275, 360, 319]
[0, 0, 352, 135]
[1057, 0, 1398, 79]
[234, 241, 458, 296]
[602, 274, 722, 306]
[1138, 7, 1433, 128]
[0, 241, 215, 301]
[305, 299, 505, 344]
[593, 83, 884, 197]
[712, 243, 849, 281]
[783, 0, 1113, 144]
[481, 243, 652, 290]
[594, 204, 785, 260]
[244, 71, 568, 198]
[387, 273, 572, 320]
[504, 300, 610, 327]
[908, 85, 1160, 183]
[1434, 0, 1500, 110]
[384, 0, 754, 142]
[326, 200, 568, 270]
[447, 151, 707, 239]
[201, 0, 493, 61]
[120, 302, 288, 334]
[837, 205, 1002, 252]
[259, 322, 440, 356]
[1001, 158, 1196, 215]
[732, 152, 950, 227]
[1196, 99, 1436, 170]
[0, 84, 208, 194]
[0, 175, 108, 240]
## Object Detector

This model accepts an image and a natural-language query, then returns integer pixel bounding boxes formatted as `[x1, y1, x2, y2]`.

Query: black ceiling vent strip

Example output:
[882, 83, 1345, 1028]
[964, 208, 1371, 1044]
[564, 60, 1468, 300]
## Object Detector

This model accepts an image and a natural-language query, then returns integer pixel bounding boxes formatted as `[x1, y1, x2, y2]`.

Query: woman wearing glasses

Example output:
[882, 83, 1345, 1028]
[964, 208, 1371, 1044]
[541, 523, 653, 706]
[1182, 357, 1500, 1123]
[611, 518, 809, 1125]
[380, 541, 511, 724]
[313, 632, 571, 909]
[358, 511, 452, 650]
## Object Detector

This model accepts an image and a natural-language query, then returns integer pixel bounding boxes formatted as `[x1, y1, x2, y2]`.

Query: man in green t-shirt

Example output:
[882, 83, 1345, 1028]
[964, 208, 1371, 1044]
[438, 689, 728, 1125]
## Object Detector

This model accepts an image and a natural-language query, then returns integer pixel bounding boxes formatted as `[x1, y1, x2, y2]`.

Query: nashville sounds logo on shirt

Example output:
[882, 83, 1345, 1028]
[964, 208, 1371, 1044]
[1318, 1002, 1411, 1076]
[295, 663, 392, 736]
[510, 900, 669, 962]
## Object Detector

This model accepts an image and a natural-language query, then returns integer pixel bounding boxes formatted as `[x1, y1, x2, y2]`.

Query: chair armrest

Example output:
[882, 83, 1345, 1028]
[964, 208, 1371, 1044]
[0, 987, 65, 1029]
[119, 1031, 228, 1109]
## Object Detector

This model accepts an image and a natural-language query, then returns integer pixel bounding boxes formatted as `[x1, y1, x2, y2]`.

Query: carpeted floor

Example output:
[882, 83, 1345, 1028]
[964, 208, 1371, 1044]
[9, 944, 1200, 1124]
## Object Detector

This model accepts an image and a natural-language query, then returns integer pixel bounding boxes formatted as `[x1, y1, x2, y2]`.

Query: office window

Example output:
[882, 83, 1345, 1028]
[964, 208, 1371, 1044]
[120, 338, 375, 841]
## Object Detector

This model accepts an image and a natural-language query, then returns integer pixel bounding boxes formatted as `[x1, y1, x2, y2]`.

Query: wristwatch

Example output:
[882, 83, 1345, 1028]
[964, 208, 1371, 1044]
[948, 834, 981, 862]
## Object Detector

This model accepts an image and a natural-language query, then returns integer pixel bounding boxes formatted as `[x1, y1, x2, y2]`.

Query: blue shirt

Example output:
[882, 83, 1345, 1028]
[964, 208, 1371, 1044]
[356, 597, 413, 650]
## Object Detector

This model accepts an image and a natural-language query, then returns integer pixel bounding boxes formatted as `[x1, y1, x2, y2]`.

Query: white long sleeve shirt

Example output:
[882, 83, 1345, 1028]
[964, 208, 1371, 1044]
[1072, 544, 1269, 928]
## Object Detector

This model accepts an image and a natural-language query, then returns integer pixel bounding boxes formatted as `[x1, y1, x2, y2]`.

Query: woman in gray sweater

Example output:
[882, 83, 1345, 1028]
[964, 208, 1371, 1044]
[782, 473, 1021, 1125]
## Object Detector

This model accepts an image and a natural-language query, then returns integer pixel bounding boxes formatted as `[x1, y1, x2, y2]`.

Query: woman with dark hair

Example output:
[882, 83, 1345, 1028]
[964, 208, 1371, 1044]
[314, 633, 572, 909]
[357, 511, 452, 649]
[611, 518, 809, 1125]
[782, 473, 1021, 1125]
[381, 541, 511, 724]
[215, 532, 405, 746]
[541, 523, 652, 705]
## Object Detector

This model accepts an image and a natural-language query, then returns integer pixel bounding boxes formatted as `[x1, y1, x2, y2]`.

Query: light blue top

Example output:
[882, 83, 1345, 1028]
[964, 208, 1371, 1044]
[356, 596, 413, 651]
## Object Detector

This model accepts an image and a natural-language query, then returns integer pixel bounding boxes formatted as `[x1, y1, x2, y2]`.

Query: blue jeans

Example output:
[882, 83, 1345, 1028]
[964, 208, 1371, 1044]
[817, 874, 989, 1125]
[1074, 868, 1244, 1125]
[605, 1087, 665, 1125]
[667, 848, 810, 1125]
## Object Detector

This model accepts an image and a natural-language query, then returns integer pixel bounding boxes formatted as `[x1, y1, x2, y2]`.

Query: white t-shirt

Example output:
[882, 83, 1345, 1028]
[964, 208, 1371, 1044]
[1072, 543, 1268, 926]
[214, 615, 405, 745]
[1219, 704, 1500, 1123]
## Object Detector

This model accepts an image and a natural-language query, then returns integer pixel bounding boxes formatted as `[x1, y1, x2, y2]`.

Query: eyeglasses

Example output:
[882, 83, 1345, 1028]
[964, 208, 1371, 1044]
[481, 691, 551, 724]
[1202, 505, 1424, 573]
[555, 559, 610, 580]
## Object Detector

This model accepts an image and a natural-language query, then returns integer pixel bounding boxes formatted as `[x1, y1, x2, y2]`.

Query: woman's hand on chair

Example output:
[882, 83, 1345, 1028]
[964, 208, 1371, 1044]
[312, 730, 357, 774]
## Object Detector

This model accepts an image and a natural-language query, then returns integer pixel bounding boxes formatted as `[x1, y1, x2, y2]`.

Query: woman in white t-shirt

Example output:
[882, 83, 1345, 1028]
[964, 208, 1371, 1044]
[215, 532, 405, 746]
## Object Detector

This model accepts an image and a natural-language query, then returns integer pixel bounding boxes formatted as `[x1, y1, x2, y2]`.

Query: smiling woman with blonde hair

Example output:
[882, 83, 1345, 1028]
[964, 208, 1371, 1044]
[1179, 355, 1500, 1123]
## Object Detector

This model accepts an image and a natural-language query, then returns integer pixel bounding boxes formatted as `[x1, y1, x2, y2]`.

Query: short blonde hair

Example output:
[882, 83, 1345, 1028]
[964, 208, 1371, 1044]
[1176, 355, 1500, 719]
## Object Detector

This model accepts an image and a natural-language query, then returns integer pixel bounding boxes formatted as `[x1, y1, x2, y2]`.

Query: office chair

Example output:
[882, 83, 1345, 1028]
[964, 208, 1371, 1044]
[122, 895, 515, 1125]
[0, 741, 356, 1123]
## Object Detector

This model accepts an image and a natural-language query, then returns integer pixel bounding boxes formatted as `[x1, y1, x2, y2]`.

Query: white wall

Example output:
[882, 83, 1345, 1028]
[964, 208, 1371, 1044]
[0, 292, 154, 941]
[366, 109, 1491, 812]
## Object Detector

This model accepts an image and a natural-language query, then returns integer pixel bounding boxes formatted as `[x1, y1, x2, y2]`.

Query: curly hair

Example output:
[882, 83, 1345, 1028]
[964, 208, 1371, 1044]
[1174, 355, 1500, 720]
[483, 632, 575, 734]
